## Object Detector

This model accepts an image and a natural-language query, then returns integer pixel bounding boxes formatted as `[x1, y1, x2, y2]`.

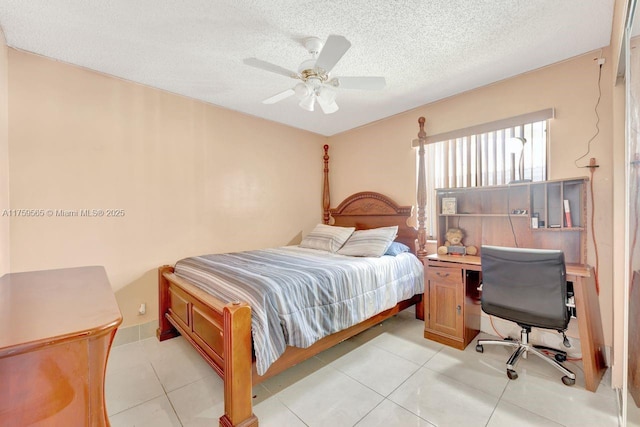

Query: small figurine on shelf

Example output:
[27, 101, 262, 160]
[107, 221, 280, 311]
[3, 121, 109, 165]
[437, 227, 478, 256]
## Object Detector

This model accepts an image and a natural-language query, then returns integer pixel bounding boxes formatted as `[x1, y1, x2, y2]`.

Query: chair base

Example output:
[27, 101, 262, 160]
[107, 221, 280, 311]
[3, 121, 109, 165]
[476, 328, 576, 386]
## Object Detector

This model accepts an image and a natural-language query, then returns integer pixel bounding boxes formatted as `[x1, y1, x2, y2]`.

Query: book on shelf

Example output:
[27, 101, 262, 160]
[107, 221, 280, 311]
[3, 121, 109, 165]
[563, 199, 573, 228]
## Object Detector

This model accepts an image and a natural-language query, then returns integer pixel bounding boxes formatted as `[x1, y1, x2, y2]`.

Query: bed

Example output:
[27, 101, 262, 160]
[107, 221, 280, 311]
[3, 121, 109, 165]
[157, 119, 430, 427]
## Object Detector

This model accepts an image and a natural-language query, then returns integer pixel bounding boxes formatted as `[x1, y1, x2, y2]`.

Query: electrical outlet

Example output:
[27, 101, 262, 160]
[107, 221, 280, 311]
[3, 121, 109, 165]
[138, 303, 146, 315]
[598, 58, 605, 66]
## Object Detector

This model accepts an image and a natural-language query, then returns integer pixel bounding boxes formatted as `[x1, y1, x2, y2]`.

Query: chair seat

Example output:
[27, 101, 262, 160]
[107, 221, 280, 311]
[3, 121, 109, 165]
[482, 301, 568, 330]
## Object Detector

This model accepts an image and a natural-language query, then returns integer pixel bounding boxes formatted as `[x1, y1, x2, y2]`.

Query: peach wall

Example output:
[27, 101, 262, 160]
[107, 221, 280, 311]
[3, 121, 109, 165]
[0, 30, 9, 277]
[8, 50, 326, 326]
[328, 50, 616, 350]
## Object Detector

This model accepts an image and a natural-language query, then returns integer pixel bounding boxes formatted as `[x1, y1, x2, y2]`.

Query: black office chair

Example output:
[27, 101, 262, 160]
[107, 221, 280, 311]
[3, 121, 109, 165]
[475, 245, 576, 386]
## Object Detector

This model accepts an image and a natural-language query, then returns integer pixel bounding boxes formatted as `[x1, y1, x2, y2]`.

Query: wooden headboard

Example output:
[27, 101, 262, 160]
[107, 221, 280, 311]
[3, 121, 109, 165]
[329, 192, 417, 252]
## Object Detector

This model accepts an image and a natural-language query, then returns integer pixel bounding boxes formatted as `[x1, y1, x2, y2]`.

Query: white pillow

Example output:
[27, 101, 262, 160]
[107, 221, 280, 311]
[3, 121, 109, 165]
[299, 224, 355, 253]
[337, 226, 398, 257]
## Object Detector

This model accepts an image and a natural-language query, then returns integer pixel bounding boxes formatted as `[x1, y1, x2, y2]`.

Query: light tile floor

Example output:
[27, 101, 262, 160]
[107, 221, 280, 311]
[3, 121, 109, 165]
[629, 397, 640, 427]
[106, 309, 619, 427]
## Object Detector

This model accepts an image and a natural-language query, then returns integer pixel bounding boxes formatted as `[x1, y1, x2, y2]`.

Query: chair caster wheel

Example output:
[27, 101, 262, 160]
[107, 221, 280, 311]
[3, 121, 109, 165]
[507, 369, 518, 380]
[476, 344, 484, 353]
[555, 353, 567, 362]
[562, 376, 576, 386]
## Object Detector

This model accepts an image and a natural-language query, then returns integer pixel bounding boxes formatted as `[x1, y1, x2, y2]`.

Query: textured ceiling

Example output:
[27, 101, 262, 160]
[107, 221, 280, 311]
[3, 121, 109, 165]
[0, 0, 615, 136]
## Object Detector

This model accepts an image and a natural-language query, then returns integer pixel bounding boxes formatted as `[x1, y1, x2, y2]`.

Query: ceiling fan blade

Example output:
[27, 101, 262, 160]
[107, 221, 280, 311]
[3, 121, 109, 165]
[243, 58, 300, 79]
[330, 76, 386, 90]
[317, 96, 339, 114]
[314, 35, 351, 73]
[262, 89, 295, 104]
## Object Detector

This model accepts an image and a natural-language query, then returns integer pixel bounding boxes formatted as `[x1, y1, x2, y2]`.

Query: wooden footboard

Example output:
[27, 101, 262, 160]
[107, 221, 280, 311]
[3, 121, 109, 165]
[157, 265, 257, 427]
[157, 265, 422, 426]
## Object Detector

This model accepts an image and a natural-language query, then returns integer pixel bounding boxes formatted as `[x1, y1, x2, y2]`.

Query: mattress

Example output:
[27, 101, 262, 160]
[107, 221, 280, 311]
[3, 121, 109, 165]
[174, 245, 424, 375]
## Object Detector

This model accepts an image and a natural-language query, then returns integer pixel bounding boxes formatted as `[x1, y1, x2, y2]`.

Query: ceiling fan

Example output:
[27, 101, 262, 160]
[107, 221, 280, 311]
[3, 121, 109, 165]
[243, 35, 386, 114]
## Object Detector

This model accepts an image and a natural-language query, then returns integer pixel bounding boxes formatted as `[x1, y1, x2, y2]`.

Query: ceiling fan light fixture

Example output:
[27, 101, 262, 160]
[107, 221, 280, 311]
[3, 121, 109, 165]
[317, 97, 339, 114]
[317, 86, 337, 104]
[294, 82, 311, 100]
[316, 86, 338, 114]
[299, 94, 316, 111]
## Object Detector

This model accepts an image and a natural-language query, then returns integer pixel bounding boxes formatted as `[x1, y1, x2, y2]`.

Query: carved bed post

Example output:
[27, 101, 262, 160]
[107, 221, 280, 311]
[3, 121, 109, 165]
[157, 265, 178, 341]
[323, 144, 331, 224]
[219, 302, 258, 427]
[416, 117, 428, 263]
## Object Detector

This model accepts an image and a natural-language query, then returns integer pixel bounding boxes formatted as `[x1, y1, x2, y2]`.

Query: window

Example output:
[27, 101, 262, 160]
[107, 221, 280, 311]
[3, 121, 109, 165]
[416, 110, 552, 237]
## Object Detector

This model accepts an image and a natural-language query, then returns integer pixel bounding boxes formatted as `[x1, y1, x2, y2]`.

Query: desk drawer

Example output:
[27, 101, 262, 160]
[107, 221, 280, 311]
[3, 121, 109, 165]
[427, 266, 462, 285]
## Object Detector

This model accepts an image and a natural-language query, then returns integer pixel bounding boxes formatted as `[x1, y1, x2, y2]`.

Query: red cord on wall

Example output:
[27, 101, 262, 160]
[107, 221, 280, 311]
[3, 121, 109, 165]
[573, 61, 603, 295]
[489, 315, 505, 339]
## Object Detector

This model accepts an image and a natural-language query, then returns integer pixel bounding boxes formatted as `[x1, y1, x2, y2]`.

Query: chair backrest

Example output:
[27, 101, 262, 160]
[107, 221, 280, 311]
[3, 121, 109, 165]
[481, 245, 569, 331]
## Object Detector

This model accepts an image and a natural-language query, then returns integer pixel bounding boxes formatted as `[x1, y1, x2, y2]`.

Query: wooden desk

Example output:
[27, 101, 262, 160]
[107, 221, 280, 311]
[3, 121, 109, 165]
[424, 254, 606, 392]
[0, 266, 122, 426]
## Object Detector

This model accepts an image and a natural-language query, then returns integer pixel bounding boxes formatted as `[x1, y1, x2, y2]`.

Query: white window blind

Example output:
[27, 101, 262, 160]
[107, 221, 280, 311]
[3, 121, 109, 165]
[416, 110, 552, 237]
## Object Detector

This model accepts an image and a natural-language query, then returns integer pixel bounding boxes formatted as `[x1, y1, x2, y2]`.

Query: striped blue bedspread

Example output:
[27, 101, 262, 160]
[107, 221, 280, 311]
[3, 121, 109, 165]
[174, 245, 424, 375]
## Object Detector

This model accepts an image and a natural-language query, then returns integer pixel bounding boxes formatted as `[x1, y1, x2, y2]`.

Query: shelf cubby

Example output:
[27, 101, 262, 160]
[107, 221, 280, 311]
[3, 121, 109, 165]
[435, 177, 588, 264]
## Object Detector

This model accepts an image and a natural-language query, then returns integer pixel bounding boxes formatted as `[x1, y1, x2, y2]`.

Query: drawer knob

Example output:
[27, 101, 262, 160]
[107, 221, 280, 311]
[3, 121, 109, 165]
[437, 272, 450, 278]
[456, 305, 462, 314]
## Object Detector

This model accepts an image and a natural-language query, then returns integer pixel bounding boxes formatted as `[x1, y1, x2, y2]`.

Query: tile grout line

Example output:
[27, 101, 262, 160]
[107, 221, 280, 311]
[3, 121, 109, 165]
[146, 350, 185, 426]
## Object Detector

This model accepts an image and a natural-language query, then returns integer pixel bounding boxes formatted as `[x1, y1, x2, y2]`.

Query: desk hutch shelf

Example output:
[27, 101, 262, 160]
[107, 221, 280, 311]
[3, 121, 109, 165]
[434, 177, 588, 264]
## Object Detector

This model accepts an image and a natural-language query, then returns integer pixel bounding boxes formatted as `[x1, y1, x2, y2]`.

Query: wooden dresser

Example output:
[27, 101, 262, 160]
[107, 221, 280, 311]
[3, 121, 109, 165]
[0, 266, 122, 426]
